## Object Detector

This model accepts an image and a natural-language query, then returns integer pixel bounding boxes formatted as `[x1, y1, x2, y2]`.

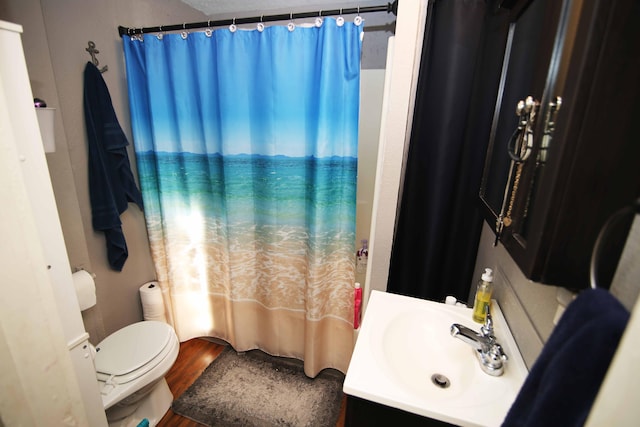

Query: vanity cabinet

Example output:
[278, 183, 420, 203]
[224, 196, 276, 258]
[479, 0, 640, 289]
[345, 396, 454, 427]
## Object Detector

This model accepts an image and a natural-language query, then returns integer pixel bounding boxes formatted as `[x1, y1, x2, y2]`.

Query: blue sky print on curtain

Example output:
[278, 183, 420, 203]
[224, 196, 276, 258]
[123, 18, 362, 371]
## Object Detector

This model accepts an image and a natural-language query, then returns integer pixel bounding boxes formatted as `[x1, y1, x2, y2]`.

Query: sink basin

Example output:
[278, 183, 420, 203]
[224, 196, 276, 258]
[344, 290, 528, 427]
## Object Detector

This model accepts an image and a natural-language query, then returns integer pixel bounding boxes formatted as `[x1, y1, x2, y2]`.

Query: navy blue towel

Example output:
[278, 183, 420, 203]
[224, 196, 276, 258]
[502, 288, 629, 427]
[83, 62, 143, 271]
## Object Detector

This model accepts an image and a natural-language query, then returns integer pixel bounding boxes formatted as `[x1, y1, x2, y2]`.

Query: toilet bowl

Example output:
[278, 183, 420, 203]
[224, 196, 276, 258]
[93, 320, 179, 426]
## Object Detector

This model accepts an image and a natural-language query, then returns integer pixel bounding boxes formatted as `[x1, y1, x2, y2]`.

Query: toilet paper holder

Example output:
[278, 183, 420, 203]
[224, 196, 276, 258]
[73, 267, 96, 279]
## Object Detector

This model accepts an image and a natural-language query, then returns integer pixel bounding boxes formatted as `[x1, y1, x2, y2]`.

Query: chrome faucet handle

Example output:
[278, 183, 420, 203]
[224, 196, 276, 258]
[490, 342, 508, 363]
[480, 304, 494, 338]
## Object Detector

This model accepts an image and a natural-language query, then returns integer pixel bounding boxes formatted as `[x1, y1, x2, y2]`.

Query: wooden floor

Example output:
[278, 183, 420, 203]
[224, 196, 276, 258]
[157, 338, 347, 427]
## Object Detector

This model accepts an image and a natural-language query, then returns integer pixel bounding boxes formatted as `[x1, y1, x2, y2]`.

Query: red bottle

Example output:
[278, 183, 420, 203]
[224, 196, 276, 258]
[354, 282, 362, 329]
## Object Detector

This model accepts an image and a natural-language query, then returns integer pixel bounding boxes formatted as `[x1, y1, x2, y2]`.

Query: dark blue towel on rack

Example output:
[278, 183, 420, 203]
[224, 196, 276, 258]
[502, 288, 629, 427]
[83, 62, 143, 271]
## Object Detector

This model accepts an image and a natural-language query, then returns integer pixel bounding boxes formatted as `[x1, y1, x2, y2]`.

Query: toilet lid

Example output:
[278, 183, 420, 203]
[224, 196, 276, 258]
[94, 321, 173, 377]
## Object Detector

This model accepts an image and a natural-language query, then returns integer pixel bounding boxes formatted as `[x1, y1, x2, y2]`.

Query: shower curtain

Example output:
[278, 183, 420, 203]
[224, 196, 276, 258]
[122, 18, 362, 376]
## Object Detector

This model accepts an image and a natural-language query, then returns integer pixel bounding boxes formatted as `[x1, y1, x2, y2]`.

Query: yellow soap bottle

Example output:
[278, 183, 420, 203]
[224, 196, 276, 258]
[472, 268, 494, 323]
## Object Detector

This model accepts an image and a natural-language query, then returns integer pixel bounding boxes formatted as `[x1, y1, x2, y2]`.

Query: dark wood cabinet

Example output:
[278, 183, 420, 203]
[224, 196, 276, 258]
[345, 395, 455, 427]
[479, 0, 640, 289]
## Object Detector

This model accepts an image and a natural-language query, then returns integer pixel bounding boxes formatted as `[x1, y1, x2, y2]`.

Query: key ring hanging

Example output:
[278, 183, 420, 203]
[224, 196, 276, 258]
[494, 96, 540, 237]
[507, 96, 539, 163]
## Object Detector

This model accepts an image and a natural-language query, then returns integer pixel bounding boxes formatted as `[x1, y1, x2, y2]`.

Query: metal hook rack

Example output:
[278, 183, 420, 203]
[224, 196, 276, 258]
[86, 41, 108, 73]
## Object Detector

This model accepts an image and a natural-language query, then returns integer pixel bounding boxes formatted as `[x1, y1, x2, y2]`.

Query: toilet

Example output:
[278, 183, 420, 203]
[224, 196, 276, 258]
[72, 272, 179, 426]
[93, 320, 179, 426]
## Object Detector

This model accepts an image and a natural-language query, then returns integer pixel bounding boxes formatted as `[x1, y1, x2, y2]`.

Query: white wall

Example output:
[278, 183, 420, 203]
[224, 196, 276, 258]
[365, 0, 429, 308]
[356, 69, 385, 286]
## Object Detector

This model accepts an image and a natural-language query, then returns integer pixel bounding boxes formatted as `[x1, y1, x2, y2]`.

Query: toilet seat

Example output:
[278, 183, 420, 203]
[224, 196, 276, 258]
[95, 321, 174, 384]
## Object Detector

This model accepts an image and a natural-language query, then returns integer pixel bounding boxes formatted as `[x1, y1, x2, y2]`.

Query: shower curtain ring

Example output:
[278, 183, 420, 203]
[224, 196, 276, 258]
[337, 9, 345, 27]
[229, 17, 237, 33]
[181, 23, 188, 39]
[205, 21, 213, 37]
[287, 12, 296, 32]
[257, 15, 265, 32]
[157, 25, 164, 40]
[354, 7, 363, 26]
[315, 10, 323, 27]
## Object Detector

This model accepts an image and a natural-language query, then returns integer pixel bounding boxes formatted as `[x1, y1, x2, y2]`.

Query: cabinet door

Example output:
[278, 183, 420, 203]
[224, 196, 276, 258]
[479, 0, 640, 288]
[480, 0, 560, 222]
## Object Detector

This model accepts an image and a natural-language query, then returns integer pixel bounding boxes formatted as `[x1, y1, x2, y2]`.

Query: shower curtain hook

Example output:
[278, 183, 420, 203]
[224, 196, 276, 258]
[229, 17, 237, 33]
[315, 10, 323, 27]
[157, 25, 164, 40]
[337, 9, 345, 27]
[205, 21, 213, 37]
[257, 15, 265, 32]
[354, 6, 363, 26]
[287, 12, 296, 32]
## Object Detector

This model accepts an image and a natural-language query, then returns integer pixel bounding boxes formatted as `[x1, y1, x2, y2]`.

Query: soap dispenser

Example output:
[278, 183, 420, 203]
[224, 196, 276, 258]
[472, 268, 494, 323]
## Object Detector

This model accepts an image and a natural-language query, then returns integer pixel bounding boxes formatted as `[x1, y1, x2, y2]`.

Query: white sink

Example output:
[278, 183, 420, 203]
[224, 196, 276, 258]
[344, 291, 528, 427]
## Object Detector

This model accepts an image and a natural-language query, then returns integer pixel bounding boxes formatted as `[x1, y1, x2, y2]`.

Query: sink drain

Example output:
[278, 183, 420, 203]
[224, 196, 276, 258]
[431, 373, 451, 389]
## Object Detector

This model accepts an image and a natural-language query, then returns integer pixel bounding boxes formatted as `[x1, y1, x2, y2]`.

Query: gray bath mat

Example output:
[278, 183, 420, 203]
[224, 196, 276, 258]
[171, 346, 345, 427]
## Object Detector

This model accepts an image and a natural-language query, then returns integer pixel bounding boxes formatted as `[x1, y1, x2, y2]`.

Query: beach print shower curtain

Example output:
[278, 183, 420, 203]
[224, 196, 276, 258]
[123, 18, 362, 376]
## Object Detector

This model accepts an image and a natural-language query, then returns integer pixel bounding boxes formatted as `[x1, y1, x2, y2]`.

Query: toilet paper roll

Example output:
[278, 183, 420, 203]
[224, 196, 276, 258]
[72, 270, 96, 311]
[139, 281, 167, 323]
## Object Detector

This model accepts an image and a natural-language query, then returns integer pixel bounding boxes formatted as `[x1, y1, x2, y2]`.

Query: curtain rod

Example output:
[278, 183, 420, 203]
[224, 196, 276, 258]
[118, 1, 398, 37]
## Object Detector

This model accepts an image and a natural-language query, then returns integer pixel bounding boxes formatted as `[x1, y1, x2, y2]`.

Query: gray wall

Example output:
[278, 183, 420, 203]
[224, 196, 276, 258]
[0, 0, 392, 344]
[471, 222, 565, 368]
[472, 217, 640, 369]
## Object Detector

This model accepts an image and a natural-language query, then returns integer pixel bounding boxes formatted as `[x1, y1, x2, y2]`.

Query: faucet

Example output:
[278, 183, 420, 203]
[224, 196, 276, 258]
[450, 305, 508, 376]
